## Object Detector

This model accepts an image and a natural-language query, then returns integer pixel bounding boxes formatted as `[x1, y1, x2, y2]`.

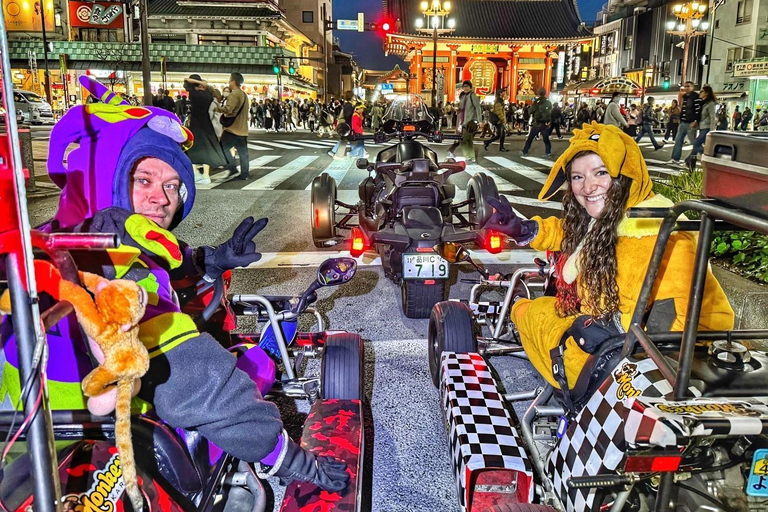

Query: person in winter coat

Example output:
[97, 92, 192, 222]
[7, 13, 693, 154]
[740, 107, 752, 131]
[603, 92, 628, 130]
[521, 87, 553, 157]
[684, 86, 717, 170]
[634, 97, 664, 150]
[483, 122, 734, 389]
[550, 102, 564, 139]
[664, 100, 681, 142]
[484, 93, 509, 152]
[182, 74, 227, 180]
[349, 104, 368, 159]
[575, 103, 591, 129]
[732, 106, 742, 131]
[447, 80, 482, 162]
[670, 81, 701, 165]
[0, 93, 350, 493]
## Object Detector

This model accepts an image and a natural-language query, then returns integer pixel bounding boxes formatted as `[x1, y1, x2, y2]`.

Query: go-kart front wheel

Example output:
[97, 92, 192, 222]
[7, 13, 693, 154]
[311, 172, 337, 248]
[401, 280, 448, 319]
[428, 301, 477, 387]
[321, 333, 364, 400]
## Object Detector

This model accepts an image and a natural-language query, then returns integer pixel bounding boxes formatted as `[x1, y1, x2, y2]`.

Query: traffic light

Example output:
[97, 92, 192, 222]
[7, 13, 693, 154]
[288, 60, 296, 74]
[368, 19, 393, 34]
[273, 63, 280, 74]
[662, 76, 670, 89]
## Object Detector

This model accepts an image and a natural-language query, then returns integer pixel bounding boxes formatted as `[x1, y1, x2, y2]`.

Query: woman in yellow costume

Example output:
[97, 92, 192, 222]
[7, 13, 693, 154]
[484, 122, 735, 390]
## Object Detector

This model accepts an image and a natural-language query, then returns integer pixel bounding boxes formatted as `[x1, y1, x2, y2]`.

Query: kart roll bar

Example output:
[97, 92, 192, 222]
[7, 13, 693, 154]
[623, 200, 768, 401]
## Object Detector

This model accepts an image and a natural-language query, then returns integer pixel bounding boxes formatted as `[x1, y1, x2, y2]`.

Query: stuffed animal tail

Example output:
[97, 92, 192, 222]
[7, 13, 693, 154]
[116, 379, 143, 512]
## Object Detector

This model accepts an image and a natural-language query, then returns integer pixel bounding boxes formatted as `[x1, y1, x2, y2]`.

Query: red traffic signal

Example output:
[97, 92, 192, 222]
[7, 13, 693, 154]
[381, 22, 391, 32]
[368, 19, 394, 34]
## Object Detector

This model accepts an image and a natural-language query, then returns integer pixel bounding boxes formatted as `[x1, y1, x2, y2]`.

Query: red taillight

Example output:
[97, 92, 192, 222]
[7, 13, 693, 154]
[415, 246, 433, 253]
[424, 279, 436, 285]
[624, 454, 681, 473]
[350, 227, 366, 257]
[485, 230, 504, 254]
[314, 209, 320, 229]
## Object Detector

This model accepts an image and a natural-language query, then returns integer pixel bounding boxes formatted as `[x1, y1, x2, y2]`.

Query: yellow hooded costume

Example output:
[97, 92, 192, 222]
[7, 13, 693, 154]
[511, 122, 735, 388]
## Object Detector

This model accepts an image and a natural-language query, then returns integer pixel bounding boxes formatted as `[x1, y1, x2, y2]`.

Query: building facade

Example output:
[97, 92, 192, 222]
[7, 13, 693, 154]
[5, 0, 335, 108]
[382, 0, 593, 105]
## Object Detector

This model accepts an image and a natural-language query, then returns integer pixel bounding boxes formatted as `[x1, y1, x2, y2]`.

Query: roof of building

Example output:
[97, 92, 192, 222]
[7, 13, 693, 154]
[149, 0, 281, 18]
[384, 0, 588, 40]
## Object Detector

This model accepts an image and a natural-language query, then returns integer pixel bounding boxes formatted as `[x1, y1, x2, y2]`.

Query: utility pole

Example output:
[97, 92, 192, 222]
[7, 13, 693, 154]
[322, 2, 329, 103]
[39, 0, 52, 103]
[139, 0, 153, 105]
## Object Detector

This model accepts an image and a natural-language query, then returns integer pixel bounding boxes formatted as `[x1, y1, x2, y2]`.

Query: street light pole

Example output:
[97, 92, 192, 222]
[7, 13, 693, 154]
[431, 23, 438, 107]
[416, 1, 454, 107]
[39, 0, 52, 103]
[139, 0, 153, 106]
[666, 2, 708, 92]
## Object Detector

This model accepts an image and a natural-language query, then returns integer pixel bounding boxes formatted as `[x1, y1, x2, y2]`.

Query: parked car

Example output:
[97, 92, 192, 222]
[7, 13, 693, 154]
[12, 89, 54, 125]
[0, 104, 25, 125]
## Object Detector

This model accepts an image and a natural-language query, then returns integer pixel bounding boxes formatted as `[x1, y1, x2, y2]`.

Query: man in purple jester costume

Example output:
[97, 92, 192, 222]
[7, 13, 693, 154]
[0, 77, 349, 496]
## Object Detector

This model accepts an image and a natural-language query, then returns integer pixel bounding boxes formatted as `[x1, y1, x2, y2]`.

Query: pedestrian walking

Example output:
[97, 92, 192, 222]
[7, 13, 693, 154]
[210, 88, 224, 140]
[603, 92, 629, 130]
[550, 102, 563, 139]
[349, 104, 369, 159]
[521, 87, 552, 158]
[328, 91, 355, 159]
[182, 74, 227, 184]
[684, 85, 716, 170]
[732, 106, 741, 131]
[669, 81, 701, 166]
[218, 72, 251, 181]
[740, 107, 752, 131]
[575, 102, 591, 130]
[174, 94, 188, 124]
[635, 96, 664, 150]
[446, 80, 482, 163]
[484, 93, 508, 152]
[664, 99, 681, 142]
[249, 97, 258, 128]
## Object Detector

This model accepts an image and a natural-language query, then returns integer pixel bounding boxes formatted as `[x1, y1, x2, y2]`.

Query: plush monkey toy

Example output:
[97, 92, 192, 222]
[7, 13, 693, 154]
[1, 262, 148, 512]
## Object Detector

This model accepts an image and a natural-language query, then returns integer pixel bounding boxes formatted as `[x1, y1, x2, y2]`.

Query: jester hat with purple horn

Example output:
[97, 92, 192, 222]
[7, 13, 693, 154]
[47, 76, 195, 230]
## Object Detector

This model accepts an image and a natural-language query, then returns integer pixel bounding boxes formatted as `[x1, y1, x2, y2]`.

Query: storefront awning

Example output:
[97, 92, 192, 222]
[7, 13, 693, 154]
[715, 91, 748, 100]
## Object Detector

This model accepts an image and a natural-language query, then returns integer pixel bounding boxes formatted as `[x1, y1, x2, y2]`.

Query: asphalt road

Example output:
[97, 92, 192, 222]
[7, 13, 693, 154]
[26, 127, 687, 511]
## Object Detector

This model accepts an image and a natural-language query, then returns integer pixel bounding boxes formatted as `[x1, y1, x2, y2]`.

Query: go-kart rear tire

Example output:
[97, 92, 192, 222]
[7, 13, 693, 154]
[467, 173, 500, 227]
[401, 280, 448, 319]
[428, 301, 477, 387]
[321, 333, 364, 401]
[311, 173, 337, 248]
[481, 505, 558, 512]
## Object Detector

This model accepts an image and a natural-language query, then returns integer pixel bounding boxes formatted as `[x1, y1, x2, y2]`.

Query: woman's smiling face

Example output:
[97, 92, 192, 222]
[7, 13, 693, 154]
[568, 152, 614, 218]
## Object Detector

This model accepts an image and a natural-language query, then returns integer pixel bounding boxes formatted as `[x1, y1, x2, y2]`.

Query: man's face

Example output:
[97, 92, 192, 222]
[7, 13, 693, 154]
[462, 84, 471, 94]
[684, 83, 694, 94]
[130, 157, 182, 229]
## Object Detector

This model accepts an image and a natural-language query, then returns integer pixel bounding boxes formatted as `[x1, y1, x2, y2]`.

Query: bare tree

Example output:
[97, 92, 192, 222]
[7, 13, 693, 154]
[94, 47, 131, 92]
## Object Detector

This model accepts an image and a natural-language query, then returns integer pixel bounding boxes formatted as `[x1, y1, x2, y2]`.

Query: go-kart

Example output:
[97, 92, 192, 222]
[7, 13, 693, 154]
[427, 175, 768, 509]
[0, 73, 363, 512]
[310, 94, 503, 318]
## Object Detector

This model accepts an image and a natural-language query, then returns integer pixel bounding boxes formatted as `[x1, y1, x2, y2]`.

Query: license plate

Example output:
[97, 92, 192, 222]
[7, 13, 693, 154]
[747, 448, 768, 496]
[402, 253, 449, 279]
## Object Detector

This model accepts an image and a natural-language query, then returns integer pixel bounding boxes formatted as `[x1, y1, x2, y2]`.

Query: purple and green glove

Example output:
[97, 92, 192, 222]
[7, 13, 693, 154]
[482, 196, 539, 246]
[199, 217, 268, 282]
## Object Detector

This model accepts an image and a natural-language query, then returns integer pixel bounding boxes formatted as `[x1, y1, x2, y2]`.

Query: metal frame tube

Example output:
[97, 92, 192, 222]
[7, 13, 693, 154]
[233, 295, 296, 379]
[520, 386, 555, 492]
[7, 254, 61, 512]
[674, 212, 714, 399]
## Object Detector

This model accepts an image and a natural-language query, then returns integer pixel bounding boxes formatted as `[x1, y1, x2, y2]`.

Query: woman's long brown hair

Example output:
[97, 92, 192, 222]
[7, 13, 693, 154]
[556, 151, 632, 318]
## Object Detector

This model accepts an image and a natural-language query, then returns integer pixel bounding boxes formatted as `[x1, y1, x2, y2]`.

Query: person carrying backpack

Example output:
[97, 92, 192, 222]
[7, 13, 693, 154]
[521, 87, 552, 157]
[634, 96, 664, 150]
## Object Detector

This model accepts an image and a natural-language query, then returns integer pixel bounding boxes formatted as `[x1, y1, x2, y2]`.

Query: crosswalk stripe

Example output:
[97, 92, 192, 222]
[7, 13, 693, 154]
[503, 194, 563, 211]
[277, 140, 329, 149]
[306, 158, 356, 190]
[309, 140, 338, 146]
[253, 140, 306, 150]
[521, 156, 555, 169]
[247, 143, 272, 151]
[242, 155, 319, 190]
[196, 155, 282, 189]
[647, 165, 681, 175]
[464, 163, 522, 191]
[485, 156, 548, 184]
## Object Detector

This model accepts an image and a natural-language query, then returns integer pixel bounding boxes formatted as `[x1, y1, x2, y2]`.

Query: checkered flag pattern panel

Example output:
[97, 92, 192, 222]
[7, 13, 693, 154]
[440, 352, 533, 512]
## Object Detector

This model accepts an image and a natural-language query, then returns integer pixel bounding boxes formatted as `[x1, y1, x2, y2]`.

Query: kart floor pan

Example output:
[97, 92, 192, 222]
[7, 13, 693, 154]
[440, 352, 534, 512]
[279, 398, 363, 512]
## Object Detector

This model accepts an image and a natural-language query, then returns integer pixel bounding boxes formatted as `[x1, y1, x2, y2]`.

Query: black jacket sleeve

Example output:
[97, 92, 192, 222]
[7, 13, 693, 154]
[139, 330, 284, 463]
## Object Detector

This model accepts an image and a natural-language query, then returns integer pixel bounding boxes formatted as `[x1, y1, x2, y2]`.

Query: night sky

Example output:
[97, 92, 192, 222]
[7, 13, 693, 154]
[333, 0, 606, 70]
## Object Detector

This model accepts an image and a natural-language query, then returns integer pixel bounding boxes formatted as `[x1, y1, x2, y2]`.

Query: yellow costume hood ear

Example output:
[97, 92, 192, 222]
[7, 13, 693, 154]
[539, 121, 655, 208]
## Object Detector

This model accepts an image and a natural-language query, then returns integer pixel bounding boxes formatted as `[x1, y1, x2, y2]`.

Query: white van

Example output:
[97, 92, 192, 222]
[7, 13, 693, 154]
[13, 90, 54, 125]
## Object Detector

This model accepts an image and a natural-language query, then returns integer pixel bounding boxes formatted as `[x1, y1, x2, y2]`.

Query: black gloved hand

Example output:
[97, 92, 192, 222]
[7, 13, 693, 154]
[271, 435, 350, 492]
[200, 217, 268, 282]
[483, 196, 538, 245]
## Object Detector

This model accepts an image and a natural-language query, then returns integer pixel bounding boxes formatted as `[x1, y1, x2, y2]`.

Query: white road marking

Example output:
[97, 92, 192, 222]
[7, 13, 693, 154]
[246, 248, 543, 269]
[246, 143, 272, 151]
[464, 162, 522, 191]
[521, 155, 555, 168]
[253, 140, 307, 150]
[277, 140, 330, 149]
[242, 155, 319, 190]
[306, 158, 356, 190]
[196, 155, 282, 189]
[647, 165, 681, 175]
[486, 156, 548, 184]
[502, 194, 562, 211]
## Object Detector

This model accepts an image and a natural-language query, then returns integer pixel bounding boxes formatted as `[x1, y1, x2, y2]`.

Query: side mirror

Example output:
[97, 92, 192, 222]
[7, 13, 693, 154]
[317, 257, 357, 287]
[356, 158, 369, 170]
[432, 242, 470, 264]
[335, 122, 351, 138]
